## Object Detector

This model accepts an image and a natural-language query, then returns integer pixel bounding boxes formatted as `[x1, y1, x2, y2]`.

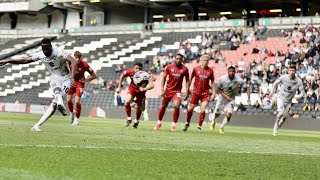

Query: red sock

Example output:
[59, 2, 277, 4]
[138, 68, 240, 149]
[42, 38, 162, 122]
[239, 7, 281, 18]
[158, 107, 166, 121]
[186, 110, 193, 124]
[125, 104, 131, 118]
[198, 112, 206, 127]
[136, 109, 142, 121]
[68, 101, 73, 112]
[75, 103, 81, 118]
[173, 108, 179, 123]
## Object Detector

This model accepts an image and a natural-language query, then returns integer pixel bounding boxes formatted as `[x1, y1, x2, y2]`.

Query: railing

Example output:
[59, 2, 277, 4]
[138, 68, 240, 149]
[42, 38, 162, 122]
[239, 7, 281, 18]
[259, 16, 320, 26]
[153, 19, 246, 30]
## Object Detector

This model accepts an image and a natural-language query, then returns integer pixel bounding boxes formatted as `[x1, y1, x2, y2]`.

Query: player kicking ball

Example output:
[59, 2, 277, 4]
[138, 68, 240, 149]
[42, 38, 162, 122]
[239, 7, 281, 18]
[154, 54, 190, 132]
[0, 38, 78, 132]
[272, 64, 304, 136]
[183, 55, 215, 132]
[210, 66, 250, 134]
[116, 63, 154, 129]
[67, 51, 97, 126]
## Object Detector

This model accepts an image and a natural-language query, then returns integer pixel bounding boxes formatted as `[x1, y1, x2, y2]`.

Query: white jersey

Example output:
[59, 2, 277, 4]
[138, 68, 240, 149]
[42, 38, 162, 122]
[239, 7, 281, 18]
[217, 75, 245, 100]
[32, 47, 70, 77]
[272, 74, 305, 103]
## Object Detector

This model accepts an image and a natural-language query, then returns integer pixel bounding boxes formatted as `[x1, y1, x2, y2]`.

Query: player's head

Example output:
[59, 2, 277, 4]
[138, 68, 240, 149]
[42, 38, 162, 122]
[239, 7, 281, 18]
[200, 54, 210, 67]
[228, 66, 236, 79]
[175, 53, 184, 66]
[134, 62, 143, 73]
[288, 63, 296, 79]
[41, 38, 52, 57]
[74, 51, 82, 62]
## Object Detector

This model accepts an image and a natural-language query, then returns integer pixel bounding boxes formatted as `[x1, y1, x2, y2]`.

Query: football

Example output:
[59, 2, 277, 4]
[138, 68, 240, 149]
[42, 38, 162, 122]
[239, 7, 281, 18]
[133, 71, 150, 88]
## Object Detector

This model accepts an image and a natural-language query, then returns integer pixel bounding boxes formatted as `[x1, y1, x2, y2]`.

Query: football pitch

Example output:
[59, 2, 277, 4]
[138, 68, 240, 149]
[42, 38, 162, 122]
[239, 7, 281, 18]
[0, 112, 319, 180]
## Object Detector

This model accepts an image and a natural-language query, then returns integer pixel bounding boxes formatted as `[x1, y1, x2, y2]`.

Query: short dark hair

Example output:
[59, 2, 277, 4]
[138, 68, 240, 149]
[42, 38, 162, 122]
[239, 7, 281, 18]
[134, 62, 143, 68]
[41, 38, 51, 45]
[289, 63, 296, 70]
[176, 53, 184, 58]
[74, 51, 82, 58]
[228, 66, 236, 71]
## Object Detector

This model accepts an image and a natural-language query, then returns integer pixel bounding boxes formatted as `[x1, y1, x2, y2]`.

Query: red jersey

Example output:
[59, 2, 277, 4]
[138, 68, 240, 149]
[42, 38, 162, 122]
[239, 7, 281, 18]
[164, 63, 189, 94]
[123, 69, 140, 92]
[191, 65, 214, 95]
[72, 60, 92, 83]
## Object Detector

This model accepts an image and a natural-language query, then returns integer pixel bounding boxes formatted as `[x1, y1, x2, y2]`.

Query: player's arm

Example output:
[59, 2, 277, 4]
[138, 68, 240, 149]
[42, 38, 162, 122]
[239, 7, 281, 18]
[0, 57, 34, 66]
[295, 81, 306, 100]
[210, 73, 216, 102]
[183, 70, 191, 101]
[116, 73, 125, 94]
[140, 78, 154, 92]
[272, 76, 282, 94]
[66, 55, 78, 80]
[160, 72, 168, 97]
[81, 68, 97, 82]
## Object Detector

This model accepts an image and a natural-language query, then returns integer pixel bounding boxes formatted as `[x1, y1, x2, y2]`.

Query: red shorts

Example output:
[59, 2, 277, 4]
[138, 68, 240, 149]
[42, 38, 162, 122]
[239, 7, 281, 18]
[68, 82, 85, 97]
[190, 93, 209, 104]
[162, 91, 182, 104]
[128, 88, 146, 106]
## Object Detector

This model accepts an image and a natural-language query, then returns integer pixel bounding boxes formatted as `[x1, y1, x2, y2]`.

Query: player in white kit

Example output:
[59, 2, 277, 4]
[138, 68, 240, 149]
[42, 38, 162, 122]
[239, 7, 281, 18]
[272, 64, 304, 136]
[0, 38, 78, 132]
[210, 66, 250, 134]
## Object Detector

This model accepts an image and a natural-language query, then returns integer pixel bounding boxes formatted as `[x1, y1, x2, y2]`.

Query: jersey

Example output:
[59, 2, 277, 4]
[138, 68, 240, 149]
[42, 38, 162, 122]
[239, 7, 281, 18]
[32, 47, 70, 78]
[273, 74, 305, 103]
[72, 60, 92, 84]
[191, 66, 214, 95]
[164, 63, 189, 94]
[217, 75, 245, 100]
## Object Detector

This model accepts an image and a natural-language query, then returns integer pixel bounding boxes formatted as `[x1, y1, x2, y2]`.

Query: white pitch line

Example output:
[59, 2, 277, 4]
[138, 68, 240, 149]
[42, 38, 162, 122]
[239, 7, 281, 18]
[0, 144, 319, 157]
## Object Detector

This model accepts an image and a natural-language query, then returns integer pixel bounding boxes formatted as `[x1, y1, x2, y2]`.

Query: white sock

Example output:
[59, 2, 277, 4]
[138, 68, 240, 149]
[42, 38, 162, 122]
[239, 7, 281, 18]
[171, 122, 176, 126]
[54, 91, 64, 105]
[134, 119, 138, 123]
[127, 117, 132, 120]
[35, 103, 56, 127]
[157, 120, 162, 124]
[220, 117, 228, 129]
[74, 117, 79, 122]
[273, 120, 279, 132]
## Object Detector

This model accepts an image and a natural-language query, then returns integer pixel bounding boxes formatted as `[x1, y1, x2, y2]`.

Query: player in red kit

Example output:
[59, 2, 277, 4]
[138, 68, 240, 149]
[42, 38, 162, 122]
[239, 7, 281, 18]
[67, 51, 97, 126]
[116, 62, 154, 129]
[183, 55, 215, 132]
[153, 54, 190, 132]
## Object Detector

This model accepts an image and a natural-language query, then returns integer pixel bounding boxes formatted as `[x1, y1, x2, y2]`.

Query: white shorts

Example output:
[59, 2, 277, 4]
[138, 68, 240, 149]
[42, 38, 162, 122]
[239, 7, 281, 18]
[50, 75, 71, 97]
[214, 95, 235, 114]
[277, 98, 291, 114]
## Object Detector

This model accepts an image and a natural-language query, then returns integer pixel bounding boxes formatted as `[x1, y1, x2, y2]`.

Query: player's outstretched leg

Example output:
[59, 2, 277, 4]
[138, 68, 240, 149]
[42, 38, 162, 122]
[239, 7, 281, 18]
[154, 103, 168, 130]
[31, 102, 57, 132]
[72, 102, 81, 126]
[54, 90, 67, 116]
[273, 112, 283, 136]
[124, 94, 133, 127]
[67, 95, 74, 124]
[183, 103, 196, 132]
[219, 113, 232, 134]
[133, 106, 142, 129]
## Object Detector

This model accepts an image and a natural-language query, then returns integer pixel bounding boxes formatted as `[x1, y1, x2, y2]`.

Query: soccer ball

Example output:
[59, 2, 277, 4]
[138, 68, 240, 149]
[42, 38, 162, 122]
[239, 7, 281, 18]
[133, 71, 150, 88]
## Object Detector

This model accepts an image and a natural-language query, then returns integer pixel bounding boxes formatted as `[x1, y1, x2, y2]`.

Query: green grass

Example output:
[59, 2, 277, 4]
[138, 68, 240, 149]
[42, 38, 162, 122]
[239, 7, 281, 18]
[0, 112, 319, 180]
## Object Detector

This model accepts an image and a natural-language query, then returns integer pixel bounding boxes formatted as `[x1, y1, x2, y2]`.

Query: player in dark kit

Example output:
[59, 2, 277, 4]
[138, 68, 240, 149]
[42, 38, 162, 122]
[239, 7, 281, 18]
[116, 62, 154, 129]
[67, 51, 97, 126]
[154, 54, 190, 132]
[183, 55, 215, 132]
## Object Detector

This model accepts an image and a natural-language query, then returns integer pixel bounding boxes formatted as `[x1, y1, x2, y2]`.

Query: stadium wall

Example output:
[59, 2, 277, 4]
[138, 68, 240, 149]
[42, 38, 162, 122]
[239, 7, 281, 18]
[51, 10, 64, 30]
[106, 8, 144, 24]
[16, 13, 48, 29]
